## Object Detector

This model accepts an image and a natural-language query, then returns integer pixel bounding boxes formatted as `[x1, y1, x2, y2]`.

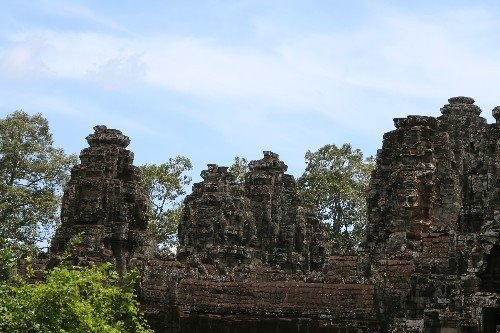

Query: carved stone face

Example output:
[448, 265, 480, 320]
[404, 189, 419, 208]
[78, 188, 102, 224]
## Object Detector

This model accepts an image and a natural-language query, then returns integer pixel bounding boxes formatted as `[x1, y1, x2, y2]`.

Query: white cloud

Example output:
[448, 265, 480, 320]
[0, 35, 46, 81]
[91, 54, 146, 90]
[1, 3, 500, 131]
[0, 90, 158, 139]
[143, 38, 309, 102]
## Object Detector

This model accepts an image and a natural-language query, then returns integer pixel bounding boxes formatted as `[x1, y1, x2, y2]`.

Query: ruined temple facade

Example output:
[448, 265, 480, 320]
[177, 151, 328, 272]
[31, 97, 500, 332]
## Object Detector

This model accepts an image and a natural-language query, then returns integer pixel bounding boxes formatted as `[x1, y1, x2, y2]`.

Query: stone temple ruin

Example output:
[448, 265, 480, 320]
[23, 97, 500, 332]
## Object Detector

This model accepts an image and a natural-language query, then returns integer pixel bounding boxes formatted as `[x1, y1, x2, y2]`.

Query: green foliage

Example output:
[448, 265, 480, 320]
[228, 156, 249, 183]
[0, 111, 77, 257]
[0, 262, 153, 333]
[297, 144, 375, 253]
[0, 239, 16, 281]
[139, 156, 192, 249]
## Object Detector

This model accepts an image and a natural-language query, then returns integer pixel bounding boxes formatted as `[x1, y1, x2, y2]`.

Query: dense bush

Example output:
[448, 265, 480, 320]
[0, 262, 153, 333]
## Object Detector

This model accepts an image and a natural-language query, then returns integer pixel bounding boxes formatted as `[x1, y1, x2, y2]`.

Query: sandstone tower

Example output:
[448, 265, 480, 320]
[50, 125, 155, 272]
[177, 151, 329, 272]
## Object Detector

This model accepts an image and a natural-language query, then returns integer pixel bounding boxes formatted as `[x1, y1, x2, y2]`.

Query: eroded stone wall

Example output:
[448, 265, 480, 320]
[31, 96, 500, 332]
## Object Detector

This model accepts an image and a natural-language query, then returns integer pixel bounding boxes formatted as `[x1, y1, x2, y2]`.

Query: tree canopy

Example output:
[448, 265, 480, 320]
[0, 262, 153, 333]
[297, 144, 374, 253]
[139, 156, 192, 249]
[0, 111, 77, 257]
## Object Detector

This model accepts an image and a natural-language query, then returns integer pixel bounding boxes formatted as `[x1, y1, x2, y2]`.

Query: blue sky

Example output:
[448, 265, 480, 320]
[1, 0, 500, 181]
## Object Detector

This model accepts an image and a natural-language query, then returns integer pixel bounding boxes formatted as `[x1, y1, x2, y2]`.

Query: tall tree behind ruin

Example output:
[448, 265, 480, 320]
[139, 156, 192, 249]
[297, 143, 374, 253]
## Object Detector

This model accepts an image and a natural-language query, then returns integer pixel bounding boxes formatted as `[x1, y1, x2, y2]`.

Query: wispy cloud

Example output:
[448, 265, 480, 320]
[90, 54, 147, 90]
[3, 3, 499, 106]
[0, 35, 47, 81]
[1, 1, 500, 166]
[35, 0, 126, 32]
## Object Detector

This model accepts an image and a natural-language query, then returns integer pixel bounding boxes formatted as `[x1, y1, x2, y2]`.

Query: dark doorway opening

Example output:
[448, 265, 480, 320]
[480, 245, 500, 293]
[483, 307, 500, 333]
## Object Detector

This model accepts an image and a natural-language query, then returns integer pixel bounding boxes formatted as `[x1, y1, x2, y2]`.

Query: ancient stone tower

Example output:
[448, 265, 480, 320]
[50, 125, 155, 272]
[362, 96, 500, 332]
[177, 151, 328, 272]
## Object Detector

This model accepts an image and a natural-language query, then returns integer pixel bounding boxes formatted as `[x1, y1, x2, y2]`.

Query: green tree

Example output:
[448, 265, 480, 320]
[139, 156, 192, 249]
[0, 262, 153, 333]
[0, 238, 15, 281]
[228, 156, 249, 183]
[0, 111, 77, 257]
[297, 144, 375, 253]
